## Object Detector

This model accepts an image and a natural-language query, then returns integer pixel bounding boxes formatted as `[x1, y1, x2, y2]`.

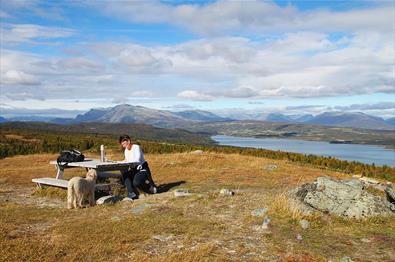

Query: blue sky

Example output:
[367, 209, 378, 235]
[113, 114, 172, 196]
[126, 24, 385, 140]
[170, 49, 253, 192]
[1, 0, 394, 118]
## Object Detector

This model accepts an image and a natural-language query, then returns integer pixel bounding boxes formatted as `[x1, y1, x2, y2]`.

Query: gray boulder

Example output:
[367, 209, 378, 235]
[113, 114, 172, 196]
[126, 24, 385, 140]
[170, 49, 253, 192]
[299, 219, 310, 229]
[251, 208, 268, 217]
[290, 177, 395, 219]
[174, 189, 192, 197]
[385, 186, 395, 204]
[96, 195, 122, 205]
[219, 188, 235, 196]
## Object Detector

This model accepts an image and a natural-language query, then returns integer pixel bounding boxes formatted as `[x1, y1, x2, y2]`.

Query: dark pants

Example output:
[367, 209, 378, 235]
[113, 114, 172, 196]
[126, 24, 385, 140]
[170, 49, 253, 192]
[121, 162, 156, 197]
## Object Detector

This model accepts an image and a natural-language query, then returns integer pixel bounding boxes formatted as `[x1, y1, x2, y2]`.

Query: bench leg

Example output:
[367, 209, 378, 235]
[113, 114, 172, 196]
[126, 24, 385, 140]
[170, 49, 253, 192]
[55, 164, 64, 179]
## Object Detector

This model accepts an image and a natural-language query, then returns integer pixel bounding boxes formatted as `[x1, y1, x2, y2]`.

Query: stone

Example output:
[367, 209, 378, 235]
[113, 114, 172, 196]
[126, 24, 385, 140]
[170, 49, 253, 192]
[219, 188, 235, 196]
[264, 164, 278, 171]
[289, 176, 395, 219]
[299, 219, 310, 229]
[152, 234, 174, 242]
[251, 208, 268, 217]
[130, 203, 159, 215]
[385, 186, 395, 204]
[96, 195, 121, 205]
[360, 177, 379, 185]
[174, 189, 192, 197]
[111, 216, 121, 222]
[339, 256, 354, 262]
[296, 234, 302, 241]
[261, 217, 271, 230]
[191, 150, 203, 155]
[360, 238, 371, 243]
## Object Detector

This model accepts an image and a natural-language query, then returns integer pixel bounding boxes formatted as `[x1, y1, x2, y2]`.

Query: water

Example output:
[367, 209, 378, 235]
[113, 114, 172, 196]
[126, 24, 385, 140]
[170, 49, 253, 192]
[212, 135, 395, 167]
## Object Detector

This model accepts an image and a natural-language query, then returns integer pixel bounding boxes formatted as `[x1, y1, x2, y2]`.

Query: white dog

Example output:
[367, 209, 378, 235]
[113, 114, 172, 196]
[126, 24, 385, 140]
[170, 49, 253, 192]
[67, 169, 97, 209]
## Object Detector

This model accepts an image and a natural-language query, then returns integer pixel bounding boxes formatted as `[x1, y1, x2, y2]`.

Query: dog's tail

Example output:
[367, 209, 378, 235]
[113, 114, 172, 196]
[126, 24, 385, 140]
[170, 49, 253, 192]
[67, 181, 74, 209]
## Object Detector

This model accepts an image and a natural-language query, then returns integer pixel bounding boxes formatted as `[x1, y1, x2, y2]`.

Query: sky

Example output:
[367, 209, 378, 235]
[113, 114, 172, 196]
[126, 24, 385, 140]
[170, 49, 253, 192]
[0, 0, 394, 119]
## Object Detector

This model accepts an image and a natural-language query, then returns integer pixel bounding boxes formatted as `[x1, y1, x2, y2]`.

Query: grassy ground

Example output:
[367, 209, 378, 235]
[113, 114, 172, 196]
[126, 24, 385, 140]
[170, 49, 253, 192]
[0, 151, 394, 261]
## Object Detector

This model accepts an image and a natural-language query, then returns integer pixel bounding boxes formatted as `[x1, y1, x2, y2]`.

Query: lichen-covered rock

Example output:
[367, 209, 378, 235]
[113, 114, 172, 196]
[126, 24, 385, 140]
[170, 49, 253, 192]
[174, 189, 192, 197]
[290, 177, 395, 219]
[385, 186, 395, 204]
[96, 195, 121, 205]
[219, 188, 235, 196]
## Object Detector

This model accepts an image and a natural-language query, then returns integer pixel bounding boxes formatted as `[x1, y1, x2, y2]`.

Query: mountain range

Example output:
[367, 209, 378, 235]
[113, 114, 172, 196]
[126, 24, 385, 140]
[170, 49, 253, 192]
[1, 104, 394, 130]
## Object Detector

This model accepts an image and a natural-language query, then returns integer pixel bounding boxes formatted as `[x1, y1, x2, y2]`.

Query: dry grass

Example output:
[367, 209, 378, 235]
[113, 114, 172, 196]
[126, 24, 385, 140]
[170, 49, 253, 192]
[269, 193, 306, 221]
[0, 151, 394, 261]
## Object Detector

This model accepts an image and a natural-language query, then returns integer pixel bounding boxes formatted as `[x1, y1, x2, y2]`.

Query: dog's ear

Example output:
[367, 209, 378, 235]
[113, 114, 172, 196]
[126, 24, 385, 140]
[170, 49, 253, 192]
[87, 169, 97, 179]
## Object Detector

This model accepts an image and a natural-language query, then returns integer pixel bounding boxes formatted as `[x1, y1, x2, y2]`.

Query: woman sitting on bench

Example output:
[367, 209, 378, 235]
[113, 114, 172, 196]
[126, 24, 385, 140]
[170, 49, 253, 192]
[119, 135, 157, 200]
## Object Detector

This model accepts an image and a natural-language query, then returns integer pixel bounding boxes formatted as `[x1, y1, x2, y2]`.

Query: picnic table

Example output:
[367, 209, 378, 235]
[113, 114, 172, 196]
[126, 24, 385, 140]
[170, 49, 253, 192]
[32, 159, 135, 189]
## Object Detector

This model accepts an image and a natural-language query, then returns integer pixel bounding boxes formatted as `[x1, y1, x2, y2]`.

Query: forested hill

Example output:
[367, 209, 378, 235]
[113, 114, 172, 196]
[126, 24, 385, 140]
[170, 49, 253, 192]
[0, 122, 214, 145]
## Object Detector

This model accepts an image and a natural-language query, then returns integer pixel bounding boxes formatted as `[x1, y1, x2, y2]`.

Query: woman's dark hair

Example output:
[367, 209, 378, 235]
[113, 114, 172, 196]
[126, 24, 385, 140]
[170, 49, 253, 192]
[119, 135, 131, 144]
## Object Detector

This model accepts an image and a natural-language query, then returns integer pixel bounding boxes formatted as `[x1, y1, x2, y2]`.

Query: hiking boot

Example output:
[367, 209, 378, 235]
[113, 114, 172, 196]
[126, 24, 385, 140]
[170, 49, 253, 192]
[149, 186, 157, 194]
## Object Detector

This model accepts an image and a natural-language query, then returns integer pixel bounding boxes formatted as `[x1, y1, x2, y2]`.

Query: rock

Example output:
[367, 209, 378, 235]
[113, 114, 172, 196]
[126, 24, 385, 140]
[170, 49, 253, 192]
[360, 238, 371, 243]
[289, 176, 395, 219]
[130, 203, 159, 215]
[360, 177, 379, 184]
[96, 195, 121, 205]
[264, 164, 278, 171]
[152, 234, 174, 242]
[299, 219, 310, 229]
[296, 234, 302, 241]
[339, 256, 354, 262]
[385, 186, 395, 204]
[219, 188, 235, 196]
[251, 208, 268, 217]
[191, 150, 203, 155]
[111, 216, 121, 222]
[174, 189, 192, 197]
[261, 217, 271, 230]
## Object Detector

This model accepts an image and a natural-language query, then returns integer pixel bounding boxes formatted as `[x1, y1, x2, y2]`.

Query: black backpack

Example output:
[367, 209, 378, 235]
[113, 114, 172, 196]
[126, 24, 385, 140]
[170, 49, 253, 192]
[57, 149, 85, 167]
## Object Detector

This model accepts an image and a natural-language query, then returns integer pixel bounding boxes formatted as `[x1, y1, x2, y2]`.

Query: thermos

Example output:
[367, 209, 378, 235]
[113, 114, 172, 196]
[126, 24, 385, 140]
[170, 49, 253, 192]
[100, 145, 105, 162]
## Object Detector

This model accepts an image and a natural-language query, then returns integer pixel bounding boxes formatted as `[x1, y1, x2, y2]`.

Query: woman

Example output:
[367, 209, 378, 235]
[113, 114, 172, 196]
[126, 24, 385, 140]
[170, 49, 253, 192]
[119, 135, 157, 200]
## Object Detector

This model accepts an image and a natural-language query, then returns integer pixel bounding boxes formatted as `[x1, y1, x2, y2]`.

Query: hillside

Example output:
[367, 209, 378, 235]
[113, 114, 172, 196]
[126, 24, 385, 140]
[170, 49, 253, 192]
[1, 151, 394, 261]
[180, 121, 395, 147]
[306, 112, 395, 130]
[0, 122, 214, 146]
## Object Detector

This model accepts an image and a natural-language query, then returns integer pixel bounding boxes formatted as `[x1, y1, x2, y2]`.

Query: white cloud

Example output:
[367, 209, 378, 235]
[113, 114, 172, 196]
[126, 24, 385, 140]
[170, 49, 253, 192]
[131, 91, 156, 97]
[177, 90, 214, 101]
[92, 0, 394, 36]
[1, 70, 40, 85]
[2, 29, 394, 102]
[1, 23, 74, 45]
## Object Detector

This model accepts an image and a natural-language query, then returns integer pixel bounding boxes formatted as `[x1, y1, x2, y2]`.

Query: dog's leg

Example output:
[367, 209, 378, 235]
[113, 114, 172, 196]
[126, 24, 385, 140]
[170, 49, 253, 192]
[89, 188, 95, 207]
[67, 183, 74, 209]
[77, 193, 84, 208]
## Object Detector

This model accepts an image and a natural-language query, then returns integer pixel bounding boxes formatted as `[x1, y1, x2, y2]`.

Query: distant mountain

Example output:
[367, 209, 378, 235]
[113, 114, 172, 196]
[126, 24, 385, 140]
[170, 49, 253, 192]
[266, 113, 314, 123]
[74, 108, 109, 122]
[0, 116, 55, 122]
[93, 104, 192, 127]
[266, 113, 291, 122]
[50, 118, 78, 125]
[385, 117, 395, 126]
[52, 104, 231, 127]
[306, 112, 394, 130]
[173, 110, 231, 122]
[293, 114, 314, 122]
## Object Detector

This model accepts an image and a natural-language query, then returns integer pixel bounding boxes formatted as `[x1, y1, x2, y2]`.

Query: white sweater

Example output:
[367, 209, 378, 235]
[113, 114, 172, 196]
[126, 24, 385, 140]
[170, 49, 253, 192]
[124, 144, 145, 163]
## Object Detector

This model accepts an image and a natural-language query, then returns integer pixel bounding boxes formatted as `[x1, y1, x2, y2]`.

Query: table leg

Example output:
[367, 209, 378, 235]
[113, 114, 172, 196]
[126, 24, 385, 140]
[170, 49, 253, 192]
[55, 164, 64, 179]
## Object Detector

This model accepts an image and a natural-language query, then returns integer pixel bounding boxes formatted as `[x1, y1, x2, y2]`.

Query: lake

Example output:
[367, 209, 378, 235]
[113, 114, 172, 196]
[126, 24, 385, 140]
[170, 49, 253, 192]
[212, 135, 395, 167]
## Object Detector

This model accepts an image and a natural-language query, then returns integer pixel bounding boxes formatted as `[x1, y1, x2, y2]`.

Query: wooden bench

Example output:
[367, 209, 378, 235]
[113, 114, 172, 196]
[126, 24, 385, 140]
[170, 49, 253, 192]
[32, 178, 68, 188]
[32, 177, 118, 191]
